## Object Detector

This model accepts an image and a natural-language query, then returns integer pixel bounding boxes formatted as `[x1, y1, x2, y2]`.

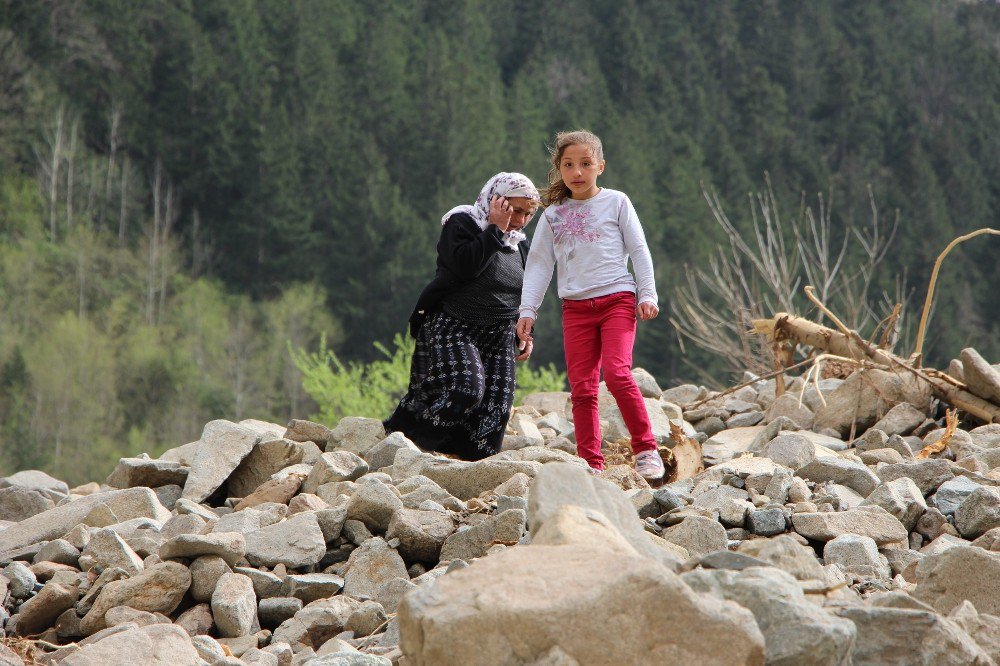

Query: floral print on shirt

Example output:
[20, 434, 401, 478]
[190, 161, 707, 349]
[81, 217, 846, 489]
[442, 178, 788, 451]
[549, 204, 601, 247]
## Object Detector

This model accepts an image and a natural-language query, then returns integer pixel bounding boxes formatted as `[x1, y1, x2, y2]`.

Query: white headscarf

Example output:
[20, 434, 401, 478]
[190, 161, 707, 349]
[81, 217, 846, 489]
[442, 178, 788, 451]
[441, 172, 540, 247]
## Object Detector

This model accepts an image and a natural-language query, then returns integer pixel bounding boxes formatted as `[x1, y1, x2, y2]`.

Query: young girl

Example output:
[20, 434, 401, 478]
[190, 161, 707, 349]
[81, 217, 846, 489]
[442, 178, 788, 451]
[517, 130, 664, 480]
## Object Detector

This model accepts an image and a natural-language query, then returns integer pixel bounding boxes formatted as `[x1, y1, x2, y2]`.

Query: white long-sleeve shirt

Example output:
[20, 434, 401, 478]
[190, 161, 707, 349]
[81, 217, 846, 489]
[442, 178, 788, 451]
[518, 188, 658, 319]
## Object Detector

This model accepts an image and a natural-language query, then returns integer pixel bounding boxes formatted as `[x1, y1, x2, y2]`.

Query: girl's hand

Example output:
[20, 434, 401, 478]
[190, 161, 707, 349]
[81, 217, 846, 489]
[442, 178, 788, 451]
[638, 302, 659, 320]
[516, 337, 533, 362]
[516, 317, 534, 342]
[489, 195, 513, 231]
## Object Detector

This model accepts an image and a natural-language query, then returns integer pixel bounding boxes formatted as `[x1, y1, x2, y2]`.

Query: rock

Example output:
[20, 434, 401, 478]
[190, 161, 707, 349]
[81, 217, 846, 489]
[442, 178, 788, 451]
[342, 538, 408, 600]
[12, 582, 77, 636]
[385, 508, 456, 563]
[835, 604, 990, 665]
[398, 544, 765, 665]
[285, 419, 334, 446]
[659, 516, 728, 558]
[33, 538, 81, 567]
[363, 433, 422, 472]
[796, 457, 880, 496]
[212, 573, 258, 638]
[233, 473, 305, 511]
[933, 476, 985, 516]
[159, 532, 247, 567]
[683, 566, 855, 665]
[175, 603, 214, 636]
[227, 439, 314, 498]
[662, 384, 704, 405]
[79, 528, 144, 575]
[0, 486, 55, 522]
[258, 597, 303, 629]
[344, 478, 403, 532]
[234, 566, 283, 599]
[955, 486, 1000, 539]
[106, 457, 188, 489]
[1, 469, 69, 495]
[532, 504, 638, 555]
[440, 509, 526, 562]
[747, 508, 787, 536]
[190, 634, 228, 662]
[949, 601, 1000, 665]
[346, 600, 388, 637]
[860, 477, 927, 530]
[824, 534, 892, 579]
[181, 420, 261, 503]
[283, 573, 344, 603]
[961, 348, 1000, 404]
[876, 459, 954, 495]
[692, 485, 752, 527]
[758, 433, 817, 471]
[80, 561, 192, 635]
[0, 488, 170, 559]
[814, 369, 931, 436]
[104, 606, 169, 628]
[915, 546, 1000, 615]
[244, 511, 325, 568]
[791, 506, 908, 545]
[736, 536, 827, 582]
[421, 458, 541, 501]
[702, 426, 762, 466]
[189, 555, 232, 602]
[272, 596, 364, 649]
[327, 417, 385, 455]
[870, 403, 928, 437]
[59, 624, 202, 666]
[304, 451, 370, 494]
[763, 393, 816, 429]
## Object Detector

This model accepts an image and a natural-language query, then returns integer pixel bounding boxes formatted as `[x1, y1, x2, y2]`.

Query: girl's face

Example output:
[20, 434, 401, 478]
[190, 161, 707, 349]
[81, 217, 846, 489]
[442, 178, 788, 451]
[559, 143, 605, 200]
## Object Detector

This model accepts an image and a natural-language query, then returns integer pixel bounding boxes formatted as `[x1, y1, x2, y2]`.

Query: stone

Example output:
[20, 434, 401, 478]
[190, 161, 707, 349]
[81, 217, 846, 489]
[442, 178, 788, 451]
[79, 528, 144, 575]
[385, 508, 456, 563]
[272, 596, 365, 649]
[662, 384, 704, 406]
[80, 561, 192, 635]
[398, 544, 765, 665]
[233, 473, 305, 511]
[955, 486, 1000, 538]
[532, 504, 637, 555]
[736, 535, 828, 582]
[176, 603, 214, 636]
[104, 606, 169, 628]
[659, 516, 728, 558]
[421, 458, 541, 501]
[363, 432, 422, 472]
[258, 597, 303, 629]
[285, 419, 334, 446]
[304, 451, 370, 494]
[159, 532, 247, 566]
[181, 420, 261, 503]
[860, 477, 927, 530]
[859, 448, 905, 465]
[915, 546, 1000, 615]
[692, 485, 752, 528]
[327, 417, 385, 455]
[227, 439, 314, 498]
[0, 486, 55, 522]
[763, 393, 816, 429]
[836, 604, 989, 666]
[870, 403, 928, 437]
[344, 478, 403, 532]
[33, 538, 81, 567]
[876, 459, 954, 495]
[342, 538, 409, 601]
[823, 534, 892, 579]
[0, 488, 170, 558]
[791, 506, 908, 545]
[747, 508, 787, 536]
[683, 567, 855, 666]
[758, 433, 817, 471]
[105, 457, 188, 489]
[288, 493, 328, 514]
[814, 369, 932, 436]
[59, 624, 202, 666]
[961, 348, 1000, 404]
[949, 601, 1000, 665]
[212, 572, 259, 638]
[283, 573, 344, 603]
[12, 582, 77, 636]
[1, 469, 69, 495]
[932, 476, 983, 516]
[346, 600, 388, 637]
[189, 555, 232, 602]
[440, 509, 526, 562]
[701, 426, 762, 466]
[245, 511, 326, 568]
[795, 457, 880, 497]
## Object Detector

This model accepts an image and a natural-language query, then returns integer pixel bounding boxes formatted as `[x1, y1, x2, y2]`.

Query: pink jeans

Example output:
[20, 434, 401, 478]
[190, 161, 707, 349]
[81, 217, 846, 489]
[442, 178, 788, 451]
[562, 291, 657, 470]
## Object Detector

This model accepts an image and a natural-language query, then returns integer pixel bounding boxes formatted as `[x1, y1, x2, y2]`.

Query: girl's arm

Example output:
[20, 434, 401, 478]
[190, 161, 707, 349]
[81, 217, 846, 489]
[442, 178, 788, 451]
[620, 196, 658, 307]
[438, 214, 505, 280]
[518, 215, 556, 323]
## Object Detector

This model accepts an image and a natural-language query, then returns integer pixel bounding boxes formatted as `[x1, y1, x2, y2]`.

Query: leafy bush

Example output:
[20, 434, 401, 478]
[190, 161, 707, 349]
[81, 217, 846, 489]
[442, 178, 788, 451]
[292, 333, 566, 425]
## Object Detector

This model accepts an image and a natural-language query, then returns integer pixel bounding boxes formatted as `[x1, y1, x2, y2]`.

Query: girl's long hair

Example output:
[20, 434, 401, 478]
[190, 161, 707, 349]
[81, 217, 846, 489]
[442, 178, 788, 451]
[544, 130, 604, 205]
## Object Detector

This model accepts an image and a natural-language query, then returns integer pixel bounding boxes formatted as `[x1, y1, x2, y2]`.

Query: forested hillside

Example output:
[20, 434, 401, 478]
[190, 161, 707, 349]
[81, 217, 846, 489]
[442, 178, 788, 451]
[1, 0, 999, 483]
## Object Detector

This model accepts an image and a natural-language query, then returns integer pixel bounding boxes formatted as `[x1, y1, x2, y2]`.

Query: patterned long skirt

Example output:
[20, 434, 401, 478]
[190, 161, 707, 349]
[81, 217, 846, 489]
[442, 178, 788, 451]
[385, 311, 517, 460]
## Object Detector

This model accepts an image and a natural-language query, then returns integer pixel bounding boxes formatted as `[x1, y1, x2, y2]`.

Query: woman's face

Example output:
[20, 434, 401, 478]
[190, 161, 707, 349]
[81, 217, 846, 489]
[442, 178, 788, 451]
[504, 196, 536, 231]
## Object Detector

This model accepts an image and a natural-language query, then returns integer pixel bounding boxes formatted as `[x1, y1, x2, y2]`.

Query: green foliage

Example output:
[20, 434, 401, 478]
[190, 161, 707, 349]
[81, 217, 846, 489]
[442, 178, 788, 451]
[515, 362, 567, 405]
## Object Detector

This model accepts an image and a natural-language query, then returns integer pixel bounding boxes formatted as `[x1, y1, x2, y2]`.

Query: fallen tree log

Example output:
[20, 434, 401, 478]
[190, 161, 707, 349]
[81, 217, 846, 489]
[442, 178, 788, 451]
[752, 312, 1000, 424]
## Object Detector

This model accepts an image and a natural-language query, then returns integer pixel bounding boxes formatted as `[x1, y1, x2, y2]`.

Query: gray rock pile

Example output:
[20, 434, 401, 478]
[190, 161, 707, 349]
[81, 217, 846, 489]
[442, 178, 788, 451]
[2, 359, 1000, 665]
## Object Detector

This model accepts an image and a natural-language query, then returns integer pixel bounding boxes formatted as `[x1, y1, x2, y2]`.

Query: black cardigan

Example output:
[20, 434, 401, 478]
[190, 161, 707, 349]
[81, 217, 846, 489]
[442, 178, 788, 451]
[408, 213, 530, 337]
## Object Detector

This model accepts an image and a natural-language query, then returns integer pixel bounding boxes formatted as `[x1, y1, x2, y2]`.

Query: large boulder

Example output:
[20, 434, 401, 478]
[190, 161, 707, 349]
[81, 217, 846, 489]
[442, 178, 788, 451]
[181, 420, 261, 503]
[398, 544, 765, 665]
[915, 546, 1000, 615]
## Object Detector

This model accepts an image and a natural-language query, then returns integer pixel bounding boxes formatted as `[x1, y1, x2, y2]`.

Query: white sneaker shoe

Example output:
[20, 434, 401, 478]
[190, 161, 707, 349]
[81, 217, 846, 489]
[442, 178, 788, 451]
[634, 450, 665, 481]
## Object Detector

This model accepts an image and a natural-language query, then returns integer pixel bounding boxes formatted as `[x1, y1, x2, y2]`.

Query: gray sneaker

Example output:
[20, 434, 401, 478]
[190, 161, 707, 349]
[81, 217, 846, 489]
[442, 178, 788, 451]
[634, 450, 665, 481]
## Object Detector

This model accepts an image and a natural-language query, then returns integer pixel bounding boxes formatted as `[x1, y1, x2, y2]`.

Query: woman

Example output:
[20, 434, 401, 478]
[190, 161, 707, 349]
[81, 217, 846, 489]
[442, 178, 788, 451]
[385, 172, 540, 460]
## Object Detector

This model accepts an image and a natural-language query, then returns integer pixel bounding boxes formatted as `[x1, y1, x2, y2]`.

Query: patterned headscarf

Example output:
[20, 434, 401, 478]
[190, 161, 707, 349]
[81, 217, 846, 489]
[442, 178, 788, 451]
[441, 172, 539, 247]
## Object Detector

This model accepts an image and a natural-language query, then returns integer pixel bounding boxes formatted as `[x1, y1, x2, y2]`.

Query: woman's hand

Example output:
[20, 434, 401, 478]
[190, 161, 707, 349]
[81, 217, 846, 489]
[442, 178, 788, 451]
[489, 195, 513, 231]
[516, 316, 534, 342]
[516, 337, 533, 362]
[638, 302, 659, 321]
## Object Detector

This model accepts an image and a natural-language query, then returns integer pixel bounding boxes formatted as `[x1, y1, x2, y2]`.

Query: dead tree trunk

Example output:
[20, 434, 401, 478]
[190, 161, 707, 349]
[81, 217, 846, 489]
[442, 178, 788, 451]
[752, 312, 1000, 424]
